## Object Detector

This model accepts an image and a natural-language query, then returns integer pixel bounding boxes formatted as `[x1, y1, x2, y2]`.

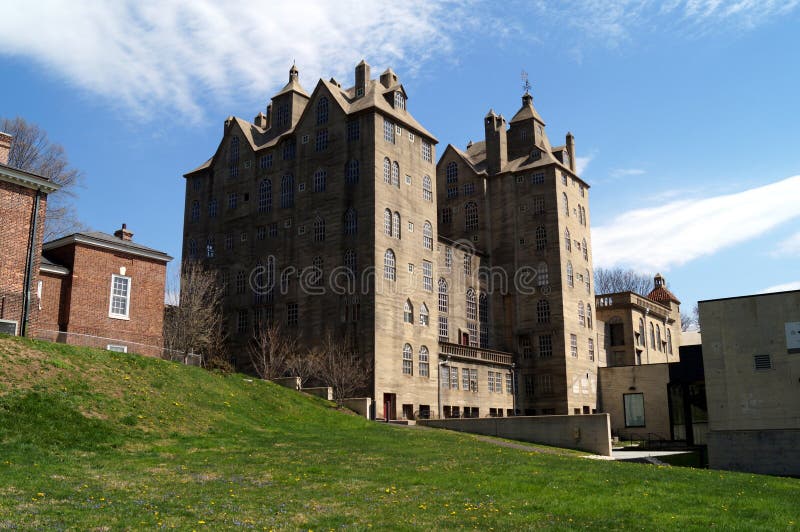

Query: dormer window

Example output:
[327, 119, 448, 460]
[394, 91, 406, 110]
[531, 148, 541, 161]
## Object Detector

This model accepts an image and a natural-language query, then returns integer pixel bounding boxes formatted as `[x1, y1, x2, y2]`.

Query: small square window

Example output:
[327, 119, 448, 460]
[408, 263, 414, 272]
[299, 183, 306, 192]
[405, 174, 412, 185]
[408, 222, 414, 232]
[301, 134, 309, 144]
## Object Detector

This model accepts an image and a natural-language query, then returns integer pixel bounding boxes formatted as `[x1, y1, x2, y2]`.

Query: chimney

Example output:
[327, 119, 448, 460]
[0, 132, 12, 166]
[254, 111, 268, 129]
[265, 103, 272, 130]
[379, 67, 397, 88]
[484, 110, 507, 176]
[566, 132, 576, 172]
[355, 59, 370, 98]
[114, 223, 134, 241]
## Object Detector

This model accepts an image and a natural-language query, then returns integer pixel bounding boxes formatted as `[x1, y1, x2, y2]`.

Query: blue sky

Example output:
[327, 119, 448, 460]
[2, 0, 799, 314]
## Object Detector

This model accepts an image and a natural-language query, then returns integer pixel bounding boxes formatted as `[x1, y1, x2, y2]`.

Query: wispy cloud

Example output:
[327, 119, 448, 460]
[575, 155, 593, 176]
[771, 231, 800, 257]
[0, 0, 481, 118]
[592, 175, 800, 271]
[760, 281, 800, 294]
[610, 168, 646, 179]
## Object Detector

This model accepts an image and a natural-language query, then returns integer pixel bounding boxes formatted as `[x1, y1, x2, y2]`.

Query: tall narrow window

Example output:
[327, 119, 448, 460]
[438, 278, 449, 313]
[312, 256, 323, 287]
[422, 261, 432, 291]
[479, 293, 488, 322]
[465, 201, 478, 230]
[565, 228, 571, 252]
[315, 129, 328, 152]
[314, 216, 325, 242]
[537, 300, 550, 323]
[344, 249, 357, 276]
[570, 334, 578, 357]
[656, 325, 662, 351]
[383, 157, 391, 184]
[109, 275, 131, 319]
[422, 175, 433, 201]
[347, 119, 360, 141]
[206, 235, 215, 258]
[402, 344, 413, 375]
[384, 249, 396, 281]
[464, 253, 472, 276]
[316, 96, 329, 124]
[585, 268, 591, 293]
[345, 160, 359, 184]
[404, 300, 414, 324]
[562, 192, 569, 216]
[188, 239, 197, 258]
[420, 303, 429, 326]
[639, 318, 645, 346]
[578, 301, 585, 327]
[537, 262, 549, 286]
[392, 161, 400, 187]
[344, 208, 357, 235]
[384, 118, 395, 143]
[208, 198, 218, 218]
[259, 179, 272, 213]
[191, 200, 200, 222]
[423, 221, 433, 250]
[567, 261, 574, 287]
[446, 161, 458, 183]
[419, 346, 429, 377]
[228, 136, 239, 178]
[393, 212, 401, 239]
[421, 141, 432, 162]
[667, 329, 673, 354]
[441, 207, 452, 225]
[281, 174, 294, 208]
[586, 304, 593, 329]
[583, 238, 588, 260]
[384, 209, 392, 236]
[313, 169, 326, 192]
[649, 322, 655, 348]
[466, 288, 477, 320]
[535, 226, 546, 250]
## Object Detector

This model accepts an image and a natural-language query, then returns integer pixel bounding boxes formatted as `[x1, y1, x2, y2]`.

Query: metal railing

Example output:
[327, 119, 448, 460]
[438, 342, 514, 366]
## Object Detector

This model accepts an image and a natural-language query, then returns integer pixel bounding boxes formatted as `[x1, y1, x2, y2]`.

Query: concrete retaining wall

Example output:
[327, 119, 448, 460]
[418, 414, 612, 456]
[303, 386, 333, 401]
[342, 397, 372, 418]
[272, 377, 301, 390]
[708, 429, 800, 477]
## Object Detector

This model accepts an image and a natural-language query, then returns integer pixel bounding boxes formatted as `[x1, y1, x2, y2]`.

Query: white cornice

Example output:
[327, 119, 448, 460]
[43, 234, 172, 263]
[0, 164, 60, 193]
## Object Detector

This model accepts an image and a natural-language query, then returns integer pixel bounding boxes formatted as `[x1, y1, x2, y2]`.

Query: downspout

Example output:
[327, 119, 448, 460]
[21, 188, 42, 336]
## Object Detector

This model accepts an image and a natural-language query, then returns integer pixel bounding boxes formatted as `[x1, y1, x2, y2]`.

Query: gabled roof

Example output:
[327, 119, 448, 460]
[509, 99, 545, 124]
[648, 286, 681, 305]
[443, 143, 487, 175]
[43, 231, 172, 263]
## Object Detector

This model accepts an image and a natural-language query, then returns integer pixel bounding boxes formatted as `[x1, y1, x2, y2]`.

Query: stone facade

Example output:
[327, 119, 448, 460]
[182, 61, 599, 418]
[700, 289, 800, 475]
[36, 226, 172, 357]
[0, 132, 58, 336]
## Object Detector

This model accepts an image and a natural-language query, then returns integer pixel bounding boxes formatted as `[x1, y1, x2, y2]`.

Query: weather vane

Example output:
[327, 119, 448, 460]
[521, 70, 531, 94]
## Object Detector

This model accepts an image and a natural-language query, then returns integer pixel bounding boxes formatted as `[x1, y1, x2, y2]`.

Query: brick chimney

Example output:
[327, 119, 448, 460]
[0, 132, 12, 165]
[114, 223, 134, 241]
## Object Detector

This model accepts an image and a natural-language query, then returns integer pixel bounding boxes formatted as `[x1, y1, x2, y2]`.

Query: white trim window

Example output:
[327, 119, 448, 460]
[109, 274, 131, 319]
[107, 344, 128, 353]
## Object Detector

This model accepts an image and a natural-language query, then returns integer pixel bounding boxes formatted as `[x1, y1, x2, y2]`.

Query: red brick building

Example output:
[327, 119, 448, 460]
[36, 224, 172, 357]
[0, 131, 59, 336]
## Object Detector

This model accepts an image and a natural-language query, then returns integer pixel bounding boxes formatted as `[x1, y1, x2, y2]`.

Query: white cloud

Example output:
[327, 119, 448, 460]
[575, 155, 593, 176]
[0, 0, 480, 118]
[592, 175, 800, 271]
[760, 281, 800, 294]
[610, 168, 646, 178]
[771, 231, 800, 257]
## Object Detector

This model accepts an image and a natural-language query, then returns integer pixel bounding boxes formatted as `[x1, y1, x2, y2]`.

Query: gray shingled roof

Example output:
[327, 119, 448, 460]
[43, 231, 172, 262]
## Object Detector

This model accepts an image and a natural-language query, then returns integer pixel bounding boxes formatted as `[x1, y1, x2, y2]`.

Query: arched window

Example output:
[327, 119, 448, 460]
[312, 256, 323, 287]
[465, 201, 478, 230]
[314, 216, 325, 242]
[384, 249, 396, 281]
[392, 161, 400, 187]
[316, 96, 328, 125]
[537, 299, 550, 323]
[537, 262, 549, 286]
[639, 318, 645, 346]
[188, 239, 197, 258]
[585, 268, 591, 293]
[191, 200, 200, 222]
[562, 192, 569, 216]
[404, 300, 414, 324]
[206, 235, 215, 258]
[259, 179, 272, 213]
[479, 293, 488, 322]
[565, 228, 571, 252]
[578, 301, 585, 327]
[586, 304, 593, 329]
[383, 157, 391, 184]
[582, 238, 588, 260]
[344, 249, 357, 276]
[281, 174, 294, 208]
[535, 226, 547, 250]
[313, 169, 326, 192]
[567, 261, 574, 287]
[402, 343, 413, 375]
[466, 288, 477, 320]
[420, 303, 429, 326]
[344, 208, 357, 235]
[345, 159, 359, 184]
[446, 161, 458, 183]
[393, 211, 401, 239]
[667, 329, 673, 355]
[384, 209, 392, 236]
[423, 221, 433, 250]
[578, 205, 584, 225]
[419, 346, 429, 377]
[422, 175, 432, 201]
[438, 278, 449, 313]
[649, 322, 655, 349]
[656, 325, 662, 351]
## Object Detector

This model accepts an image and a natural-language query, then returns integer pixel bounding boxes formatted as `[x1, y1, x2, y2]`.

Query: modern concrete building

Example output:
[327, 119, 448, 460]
[181, 61, 593, 419]
[700, 289, 800, 476]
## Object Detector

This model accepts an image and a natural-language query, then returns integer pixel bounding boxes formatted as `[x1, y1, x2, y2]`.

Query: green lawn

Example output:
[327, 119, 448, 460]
[0, 335, 797, 530]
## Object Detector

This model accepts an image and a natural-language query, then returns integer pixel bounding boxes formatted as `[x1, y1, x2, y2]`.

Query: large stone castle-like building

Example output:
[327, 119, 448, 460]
[182, 61, 638, 419]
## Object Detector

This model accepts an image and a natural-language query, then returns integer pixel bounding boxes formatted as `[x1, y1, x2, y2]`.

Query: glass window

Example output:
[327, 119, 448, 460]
[384, 209, 392, 236]
[537, 262, 549, 286]
[423, 221, 433, 250]
[384, 118, 395, 143]
[259, 179, 272, 213]
[535, 226, 546, 250]
[562, 192, 569, 216]
[539, 334, 552, 358]
[191, 200, 200, 222]
[344, 208, 357, 235]
[109, 275, 130, 318]
[465, 202, 478, 230]
[281, 174, 294, 208]
[422, 141, 432, 162]
[345, 159, 359, 184]
[446, 162, 458, 183]
[466, 288, 477, 320]
[313, 169, 326, 192]
[570, 334, 578, 357]
[438, 278, 449, 313]
[383, 157, 391, 183]
[384, 249, 396, 281]
[441, 207, 452, 225]
[314, 216, 325, 242]
[393, 212, 401, 239]
[316, 96, 328, 124]
[624, 393, 645, 427]
[347, 119, 360, 141]
[404, 300, 414, 324]
[567, 261, 574, 287]
[422, 261, 432, 291]
[420, 303, 429, 326]
[583, 238, 588, 260]
[423, 175, 432, 201]
[419, 346, 429, 377]
[392, 161, 400, 187]
[315, 129, 328, 152]
[578, 301, 585, 327]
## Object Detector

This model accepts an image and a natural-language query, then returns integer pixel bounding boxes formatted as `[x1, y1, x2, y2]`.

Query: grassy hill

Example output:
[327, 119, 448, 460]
[0, 335, 797, 530]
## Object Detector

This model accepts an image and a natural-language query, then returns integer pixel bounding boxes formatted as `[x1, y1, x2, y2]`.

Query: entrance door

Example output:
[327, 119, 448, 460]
[383, 393, 397, 421]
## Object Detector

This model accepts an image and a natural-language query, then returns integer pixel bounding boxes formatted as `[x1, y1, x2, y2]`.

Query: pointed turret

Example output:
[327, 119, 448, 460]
[269, 64, 310, 134]
[508, 88, 551, 160]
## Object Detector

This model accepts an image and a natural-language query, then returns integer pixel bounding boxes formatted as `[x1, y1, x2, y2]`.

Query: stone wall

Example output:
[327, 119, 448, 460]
[707, 429, 800, 476]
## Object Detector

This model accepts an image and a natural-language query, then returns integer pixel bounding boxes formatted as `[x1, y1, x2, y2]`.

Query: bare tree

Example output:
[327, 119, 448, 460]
[163, 261, 225, 368]
[248, 322, 297, 380]
[1, 117, 86, 239]
[284, 349, 319, 388]
[680, 312, 696, 331]
[594, 267, 654, 296]
[312, 330, 372, 402]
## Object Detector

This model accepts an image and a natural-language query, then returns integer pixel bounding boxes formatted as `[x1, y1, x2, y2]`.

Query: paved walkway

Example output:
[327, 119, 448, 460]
[586, 449, 693, 463]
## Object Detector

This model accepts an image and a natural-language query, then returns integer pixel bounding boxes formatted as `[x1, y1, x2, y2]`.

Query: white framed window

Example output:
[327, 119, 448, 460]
[419, 346, 429, 377]
[106, 344, 127, 353]
[109, 274, 131, 319]
[570, 334, 578, 358]
[422, 175, 432, 201]
[421, 140, 432, 162]
[423, 221, 433, 250]
[422, 261, 432, 291]
[402, 343, 413, 375]
[420, 303, 429, 326]
[404, 300, 414, 324]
